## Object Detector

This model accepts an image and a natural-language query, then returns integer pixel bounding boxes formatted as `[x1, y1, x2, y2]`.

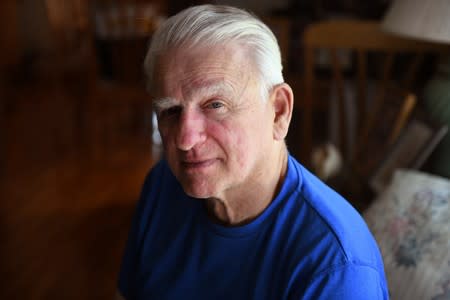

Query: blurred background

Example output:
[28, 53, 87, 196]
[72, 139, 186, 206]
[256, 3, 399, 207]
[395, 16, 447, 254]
[0, 0, 446, 299]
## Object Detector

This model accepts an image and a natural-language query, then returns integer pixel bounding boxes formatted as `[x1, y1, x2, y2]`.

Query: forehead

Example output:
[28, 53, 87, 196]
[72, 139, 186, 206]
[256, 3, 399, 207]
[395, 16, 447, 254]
[153, 43, 256, 98]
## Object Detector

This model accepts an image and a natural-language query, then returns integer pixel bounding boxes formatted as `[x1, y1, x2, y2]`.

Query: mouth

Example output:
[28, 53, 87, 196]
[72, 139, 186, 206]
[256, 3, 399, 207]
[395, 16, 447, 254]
[181, 159, 217, 171]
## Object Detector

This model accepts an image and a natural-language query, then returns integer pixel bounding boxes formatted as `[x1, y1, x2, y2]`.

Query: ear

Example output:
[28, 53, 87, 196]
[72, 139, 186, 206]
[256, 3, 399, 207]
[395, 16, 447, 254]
[270, 83, 294, 141]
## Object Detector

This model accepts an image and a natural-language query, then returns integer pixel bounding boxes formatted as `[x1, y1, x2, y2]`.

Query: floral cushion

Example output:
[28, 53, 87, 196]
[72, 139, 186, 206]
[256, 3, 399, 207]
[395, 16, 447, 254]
[364, 169, 450, 300]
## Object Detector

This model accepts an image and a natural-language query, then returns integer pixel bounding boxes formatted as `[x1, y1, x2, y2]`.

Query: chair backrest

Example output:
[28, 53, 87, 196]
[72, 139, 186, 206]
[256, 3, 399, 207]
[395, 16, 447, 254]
[301, 19, 448, 173]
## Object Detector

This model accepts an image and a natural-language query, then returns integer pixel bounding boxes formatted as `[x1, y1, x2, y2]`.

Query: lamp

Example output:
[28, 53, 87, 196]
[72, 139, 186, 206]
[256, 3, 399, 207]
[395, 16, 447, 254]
[381, 0, 450, 44]
[381, 0, 450, 178]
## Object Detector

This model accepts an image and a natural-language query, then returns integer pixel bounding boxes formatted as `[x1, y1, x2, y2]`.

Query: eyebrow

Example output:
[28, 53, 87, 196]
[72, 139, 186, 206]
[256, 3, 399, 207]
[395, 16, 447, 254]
[153, 97, 179, 114]
[152, 81, 235, 112]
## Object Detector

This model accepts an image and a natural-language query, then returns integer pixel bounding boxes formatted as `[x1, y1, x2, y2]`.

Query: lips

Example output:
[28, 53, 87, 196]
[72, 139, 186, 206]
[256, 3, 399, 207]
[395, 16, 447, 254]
[181, 158, 216, 170]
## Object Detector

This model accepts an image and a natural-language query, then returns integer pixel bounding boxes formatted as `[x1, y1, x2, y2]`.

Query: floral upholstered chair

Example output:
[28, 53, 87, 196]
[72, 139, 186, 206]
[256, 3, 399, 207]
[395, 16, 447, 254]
[364, 169, 450, 300]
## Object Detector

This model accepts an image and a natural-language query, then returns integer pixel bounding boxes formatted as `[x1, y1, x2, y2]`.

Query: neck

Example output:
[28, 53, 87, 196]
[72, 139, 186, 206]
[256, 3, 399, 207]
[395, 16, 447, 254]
[205, 147, 289, 226]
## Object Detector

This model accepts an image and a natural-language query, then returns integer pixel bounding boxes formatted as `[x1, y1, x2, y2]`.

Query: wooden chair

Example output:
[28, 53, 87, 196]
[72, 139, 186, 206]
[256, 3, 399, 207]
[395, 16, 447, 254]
[300, 19, 450, 206]
[301, 19, 449, 171]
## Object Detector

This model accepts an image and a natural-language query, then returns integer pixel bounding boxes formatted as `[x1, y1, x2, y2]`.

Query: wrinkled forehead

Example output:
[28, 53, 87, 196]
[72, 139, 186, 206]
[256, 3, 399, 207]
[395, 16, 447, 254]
[152, 43, 257, 96]
[152, 78, 241, 114]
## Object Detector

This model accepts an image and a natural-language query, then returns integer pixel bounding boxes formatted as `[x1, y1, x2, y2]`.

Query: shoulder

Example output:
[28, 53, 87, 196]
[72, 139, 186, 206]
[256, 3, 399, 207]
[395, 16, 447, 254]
[282, 156, 388, 297]
[301, 262, 388, 299]
[291, 156, 381, 263]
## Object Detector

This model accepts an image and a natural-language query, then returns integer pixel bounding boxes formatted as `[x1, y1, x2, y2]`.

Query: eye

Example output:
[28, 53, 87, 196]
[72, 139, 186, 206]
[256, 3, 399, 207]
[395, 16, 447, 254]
[206, 101, 225, 110]
[203, 99, 229, 119]
[159, 106, 182, 119]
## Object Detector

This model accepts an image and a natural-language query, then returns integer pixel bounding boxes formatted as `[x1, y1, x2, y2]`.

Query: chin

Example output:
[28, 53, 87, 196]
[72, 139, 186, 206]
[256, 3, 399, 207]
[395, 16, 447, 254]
[181, 180, 218, 199]
[183, 189, 213, 200]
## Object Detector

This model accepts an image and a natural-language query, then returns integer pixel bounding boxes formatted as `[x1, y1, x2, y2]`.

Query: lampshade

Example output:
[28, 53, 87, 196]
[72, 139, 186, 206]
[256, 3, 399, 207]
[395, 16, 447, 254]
[381, 0, 450, 44]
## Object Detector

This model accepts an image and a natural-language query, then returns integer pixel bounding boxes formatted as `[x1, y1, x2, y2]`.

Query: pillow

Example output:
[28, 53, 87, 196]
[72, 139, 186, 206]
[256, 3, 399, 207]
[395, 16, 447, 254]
[364, 169, 450, 300]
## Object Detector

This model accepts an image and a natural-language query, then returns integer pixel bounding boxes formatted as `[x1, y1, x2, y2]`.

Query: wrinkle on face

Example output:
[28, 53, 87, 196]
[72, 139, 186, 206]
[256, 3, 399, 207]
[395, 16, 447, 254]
[153, 43, 281, 222]
[156, 45, 254, 95]
[153, 80, 242, 116]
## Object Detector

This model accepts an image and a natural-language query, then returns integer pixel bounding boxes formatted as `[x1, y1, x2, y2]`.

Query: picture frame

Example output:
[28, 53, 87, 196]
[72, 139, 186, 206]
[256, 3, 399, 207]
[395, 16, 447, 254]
[369, 117, 448, 193]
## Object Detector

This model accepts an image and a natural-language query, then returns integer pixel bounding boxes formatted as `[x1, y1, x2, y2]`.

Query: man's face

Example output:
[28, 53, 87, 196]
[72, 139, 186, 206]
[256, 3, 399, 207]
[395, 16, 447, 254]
[153, 43, 277, 200]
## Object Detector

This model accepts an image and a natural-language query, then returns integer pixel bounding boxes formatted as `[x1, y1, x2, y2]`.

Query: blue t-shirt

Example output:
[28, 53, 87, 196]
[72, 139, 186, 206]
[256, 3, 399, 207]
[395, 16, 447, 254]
[118, 155, 388, 299]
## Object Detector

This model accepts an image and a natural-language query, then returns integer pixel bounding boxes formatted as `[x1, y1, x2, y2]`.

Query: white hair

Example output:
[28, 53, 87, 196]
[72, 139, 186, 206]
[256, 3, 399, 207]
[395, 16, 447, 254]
[144, 4, 284, 99]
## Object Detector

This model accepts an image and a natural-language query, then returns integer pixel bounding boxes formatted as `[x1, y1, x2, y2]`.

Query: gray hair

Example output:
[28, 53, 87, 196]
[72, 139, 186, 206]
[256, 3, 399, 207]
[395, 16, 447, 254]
[143, 4, 284, 99]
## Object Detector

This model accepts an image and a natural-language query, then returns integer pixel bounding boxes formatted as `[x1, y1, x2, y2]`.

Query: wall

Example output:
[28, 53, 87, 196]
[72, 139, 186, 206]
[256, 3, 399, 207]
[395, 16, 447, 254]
[215, 0, 290, 15]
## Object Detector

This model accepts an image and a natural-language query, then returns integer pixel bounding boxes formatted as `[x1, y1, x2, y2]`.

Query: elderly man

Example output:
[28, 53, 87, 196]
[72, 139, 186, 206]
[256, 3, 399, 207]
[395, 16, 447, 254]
[117, 5, 388, 299]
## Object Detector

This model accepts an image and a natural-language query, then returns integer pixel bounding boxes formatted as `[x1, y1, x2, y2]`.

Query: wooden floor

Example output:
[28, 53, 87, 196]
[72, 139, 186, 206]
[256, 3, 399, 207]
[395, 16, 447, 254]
[1, 81, 158, 299]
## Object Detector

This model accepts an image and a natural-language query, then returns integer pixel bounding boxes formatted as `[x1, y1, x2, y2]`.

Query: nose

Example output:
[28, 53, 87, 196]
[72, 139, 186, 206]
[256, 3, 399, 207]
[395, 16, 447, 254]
[176, 109, 206, 151]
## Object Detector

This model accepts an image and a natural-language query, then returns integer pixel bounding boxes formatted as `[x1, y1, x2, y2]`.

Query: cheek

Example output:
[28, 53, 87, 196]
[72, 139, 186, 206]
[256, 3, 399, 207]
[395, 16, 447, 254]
[209, 121, 254, 167]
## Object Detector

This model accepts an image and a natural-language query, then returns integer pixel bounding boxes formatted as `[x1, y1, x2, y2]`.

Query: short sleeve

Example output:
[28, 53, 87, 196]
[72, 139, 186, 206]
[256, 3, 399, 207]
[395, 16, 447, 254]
[298, 263, 389, 299]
